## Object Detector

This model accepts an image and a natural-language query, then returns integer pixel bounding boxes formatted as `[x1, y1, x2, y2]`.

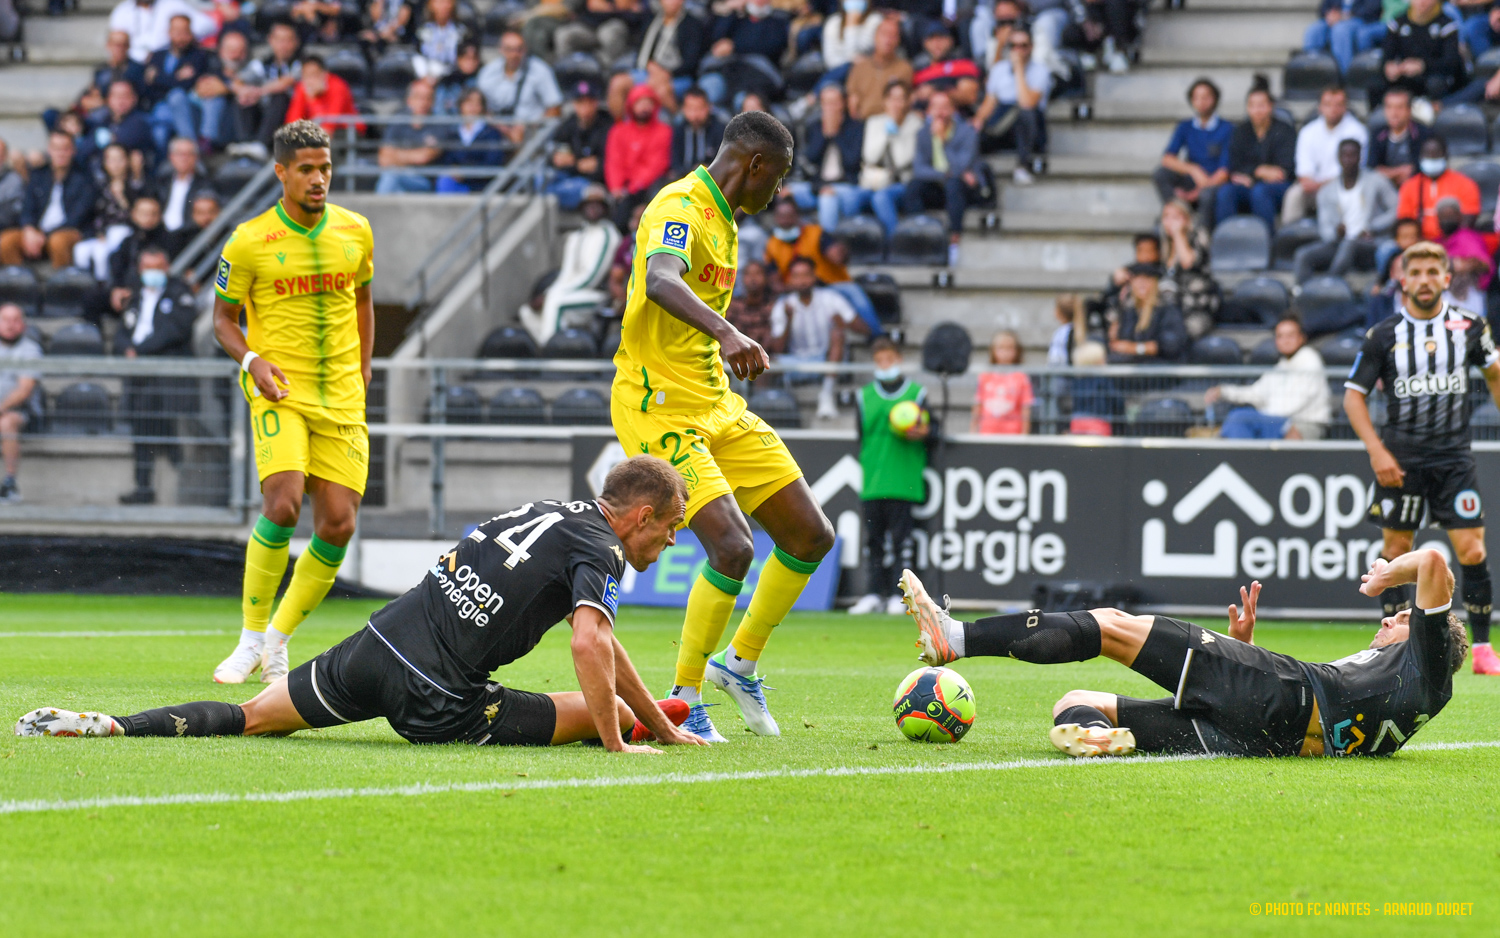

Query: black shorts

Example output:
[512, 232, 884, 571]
[1370, 451, 1484, 531]
[1118, 616, 1314, 757]
[286, 626, 557, 746]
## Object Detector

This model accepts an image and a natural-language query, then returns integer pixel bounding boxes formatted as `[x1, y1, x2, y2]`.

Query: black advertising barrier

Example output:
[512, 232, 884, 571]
[573, 430, 1500, 617]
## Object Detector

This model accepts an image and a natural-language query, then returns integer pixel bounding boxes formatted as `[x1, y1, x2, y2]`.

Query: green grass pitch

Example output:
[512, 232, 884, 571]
[2, 593, 1497, 936]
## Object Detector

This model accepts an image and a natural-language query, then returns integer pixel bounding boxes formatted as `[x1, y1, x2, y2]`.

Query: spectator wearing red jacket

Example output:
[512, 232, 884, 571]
[283, 55, 363, 136]
[604, 84, 671, 229]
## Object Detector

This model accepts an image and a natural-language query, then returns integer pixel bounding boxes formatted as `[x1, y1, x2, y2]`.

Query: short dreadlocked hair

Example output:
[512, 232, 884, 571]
[722, 110, 794, 158]
[273, 120, 332, 166]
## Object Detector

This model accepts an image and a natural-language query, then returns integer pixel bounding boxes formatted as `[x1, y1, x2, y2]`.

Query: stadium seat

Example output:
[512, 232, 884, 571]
[922, 321, 973, 375]
[1189, 334, 1244, 365]
[834, 215, 886, 265]
[1477, 47, 1500, 84]
[484, 1, 525, 42]
[1345, 48, 1384, 99]
[1317, 332, 1363, 366]
[486, 386, 547, 425]
[1272, 106, 1297, 129]
[1460, 161, 1500, 221]
[1472, 401, 1500, 441]
[428, 384, 483, 424]
[888, 215, 948, 266]
[1209, 215, 1270, 272]
[325, 47, 369, 98]
[1270, 217, 1320, 271]
[1283, 52, 1339, 102]
[599, 318, 622, 359]
[47, 321, 104, 355]
[215, 157, 265, 199]
[1132, 397, 1194, 438]
[1247, 336, 1281, 366]
[1435, 104, 1489, 156]
[785, 51, 826, 98]
[50, 382, 113, 434]
[372, 49, 418, 100]
[0, 265, 41, 316]
[550, 387, 610, 425]
[553, 52, 603, 91]
[1365, 106, 1388, 136]
[1296, 275, 1357, 334]
[478, 325, 538, 359]
[543, 327, 599, 360]
[703, 54, 784, 104]
[1226, 276, 1290, 326]
[748, 387, 801, 429]
[40, 267, 96, 319]
[854, 272, 902, 325]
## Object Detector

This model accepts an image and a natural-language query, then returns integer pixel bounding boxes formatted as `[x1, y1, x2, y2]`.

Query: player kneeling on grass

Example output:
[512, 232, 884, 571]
[15, 456, 707, 754]
[899, 549, 1467, 758]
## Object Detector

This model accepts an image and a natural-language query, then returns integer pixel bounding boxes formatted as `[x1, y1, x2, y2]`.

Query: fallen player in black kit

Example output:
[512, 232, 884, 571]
[15, 456, 707, 755]
[899, 549, 1468, 758]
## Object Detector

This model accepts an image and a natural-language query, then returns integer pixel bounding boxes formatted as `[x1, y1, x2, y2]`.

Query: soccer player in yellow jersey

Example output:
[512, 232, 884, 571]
[209, 120, 375, 684]
[612, 111, 836, 741]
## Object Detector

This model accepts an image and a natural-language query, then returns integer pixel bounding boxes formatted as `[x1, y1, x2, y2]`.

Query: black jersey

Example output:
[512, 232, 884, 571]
[367, 499, 626, 698]
[1344, 304, 1500, 456]
[1299, 604, 1455, 756]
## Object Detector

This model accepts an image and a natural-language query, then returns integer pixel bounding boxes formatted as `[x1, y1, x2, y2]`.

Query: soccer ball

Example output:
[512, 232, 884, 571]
[889, 400, 927, 435]
[892, 667, 976, 743]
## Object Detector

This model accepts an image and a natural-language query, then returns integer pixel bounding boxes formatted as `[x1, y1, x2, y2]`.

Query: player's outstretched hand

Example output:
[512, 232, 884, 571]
[249, 357, 291, 402]
[1360, 557, 1391, 597]
[721, 330, 770, 381]
[1227, 580, 1260, 644]
[655, 724, 710, 747]
[612, 742, 664, 755]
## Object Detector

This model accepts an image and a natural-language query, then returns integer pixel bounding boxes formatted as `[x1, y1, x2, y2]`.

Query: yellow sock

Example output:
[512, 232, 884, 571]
[242, 515, 294, 633]
[675, 567, 744, 690]
[729, 547, 819, 664]
[268, 535, 346, 639]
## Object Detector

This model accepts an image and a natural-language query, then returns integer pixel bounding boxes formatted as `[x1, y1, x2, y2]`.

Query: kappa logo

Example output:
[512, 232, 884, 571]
[483, 702, 500, 722]
[610, 544, 623, 563]
[1455, 489, 1482, 520]
[171, 714, 187, 737]
[663, 222, 689, 250]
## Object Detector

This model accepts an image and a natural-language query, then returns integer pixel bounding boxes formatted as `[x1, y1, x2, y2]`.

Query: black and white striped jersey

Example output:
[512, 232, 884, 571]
[1345, 303, 1500, 455]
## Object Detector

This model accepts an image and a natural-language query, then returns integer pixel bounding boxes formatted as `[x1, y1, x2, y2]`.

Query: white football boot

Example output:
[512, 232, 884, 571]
[705, 650, 780, 736]
[1050, 723, 1136, 758]
[213, 640, 262, 683]
[15, 708, 123, 737]
[261, 641, 290, 683]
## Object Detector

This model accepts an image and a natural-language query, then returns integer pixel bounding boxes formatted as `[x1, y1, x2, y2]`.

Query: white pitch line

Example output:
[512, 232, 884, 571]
[3, 739, 1498, 817]
[0, 631, 231, 638]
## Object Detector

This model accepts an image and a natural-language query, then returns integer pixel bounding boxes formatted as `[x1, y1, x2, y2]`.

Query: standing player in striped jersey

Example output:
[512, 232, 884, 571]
[1345, 240, 1500, 674]
[210, 120, 376, 684]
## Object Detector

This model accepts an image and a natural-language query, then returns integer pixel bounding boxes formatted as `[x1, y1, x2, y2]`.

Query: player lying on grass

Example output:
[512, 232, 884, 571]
[899, 549, 1467, 758]
[15, 456, 707, 754]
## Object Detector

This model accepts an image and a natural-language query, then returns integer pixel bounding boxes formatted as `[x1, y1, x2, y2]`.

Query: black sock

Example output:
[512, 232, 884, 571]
[1380, 584, 1412, 618]
[1462, 562, 1492, 645]
[113, 702, 245, 737]
[963, 610, 1101, 663]
[1055, 704, 1113, 729]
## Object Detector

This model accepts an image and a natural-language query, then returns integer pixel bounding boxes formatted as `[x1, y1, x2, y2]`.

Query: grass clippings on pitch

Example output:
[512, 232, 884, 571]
[1, 594, 1497, 937]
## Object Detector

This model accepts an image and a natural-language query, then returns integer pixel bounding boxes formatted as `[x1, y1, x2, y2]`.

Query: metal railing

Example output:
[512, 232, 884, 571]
[170, 159, 280, 285]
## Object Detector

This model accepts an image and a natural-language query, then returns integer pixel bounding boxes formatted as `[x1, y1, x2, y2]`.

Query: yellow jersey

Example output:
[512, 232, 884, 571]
[215, 200, 374, 413]
[612, 166, 739, 416]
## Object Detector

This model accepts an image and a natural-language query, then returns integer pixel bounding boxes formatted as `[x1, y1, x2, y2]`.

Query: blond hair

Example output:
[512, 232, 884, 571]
[1401, 240, 1451, 272]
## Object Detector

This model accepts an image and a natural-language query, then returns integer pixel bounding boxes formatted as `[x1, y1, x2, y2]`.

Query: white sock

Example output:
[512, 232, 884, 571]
[239, 627, 266, 651]
[725, 644, 757, 676]
[947, 616, 966, 658]
[263, 625, 292, 652]
[670, 684, 702, 705]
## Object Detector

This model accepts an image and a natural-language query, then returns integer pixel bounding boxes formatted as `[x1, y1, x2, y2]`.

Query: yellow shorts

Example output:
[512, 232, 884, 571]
[611, 391, 803, 526]
[247, 389, 369, 495]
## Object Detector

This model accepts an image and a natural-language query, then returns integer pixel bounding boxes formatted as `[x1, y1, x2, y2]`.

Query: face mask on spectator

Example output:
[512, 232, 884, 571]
[747, 1, 773, 16]
[873, 364, 902, 382]
[843, 0, 867, 13]
[141, 269, 167, 289]
[1420, 158, 1447, 178]
[772, 225, 801, 241]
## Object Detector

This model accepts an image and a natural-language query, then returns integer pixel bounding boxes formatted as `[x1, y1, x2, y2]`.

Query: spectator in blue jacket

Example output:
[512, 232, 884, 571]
[1304, 0, 1387, 75]
[710, 1, 791, 66]
[82, 80, 155, 168]
[1462, 3, 1500, 57]
[901, 90, 981, 257]
[141, 14, 222, 156]
[1152, 77, 1232, 227]
[437, 88, 506, 193]
[0, 131, 98, 270]
[788, 84, 866, 233]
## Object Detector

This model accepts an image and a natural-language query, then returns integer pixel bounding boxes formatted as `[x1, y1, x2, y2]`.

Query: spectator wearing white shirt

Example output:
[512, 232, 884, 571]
[477, 30, 563, 145]
[1206, 316, 1330, 439]
[858, 79, 923, 236]
[1293, 138, 1398, 283]
[153, 136, 211, 232]
[1282, 86, 1368, 225]
[768, 256, 869, 420]
[821, 1, 883, 70]
[0, 302, 41, 504]
[518, 185, 621, 345]
[970, 24, 1051, 184]
[108, 0, 218, 65]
